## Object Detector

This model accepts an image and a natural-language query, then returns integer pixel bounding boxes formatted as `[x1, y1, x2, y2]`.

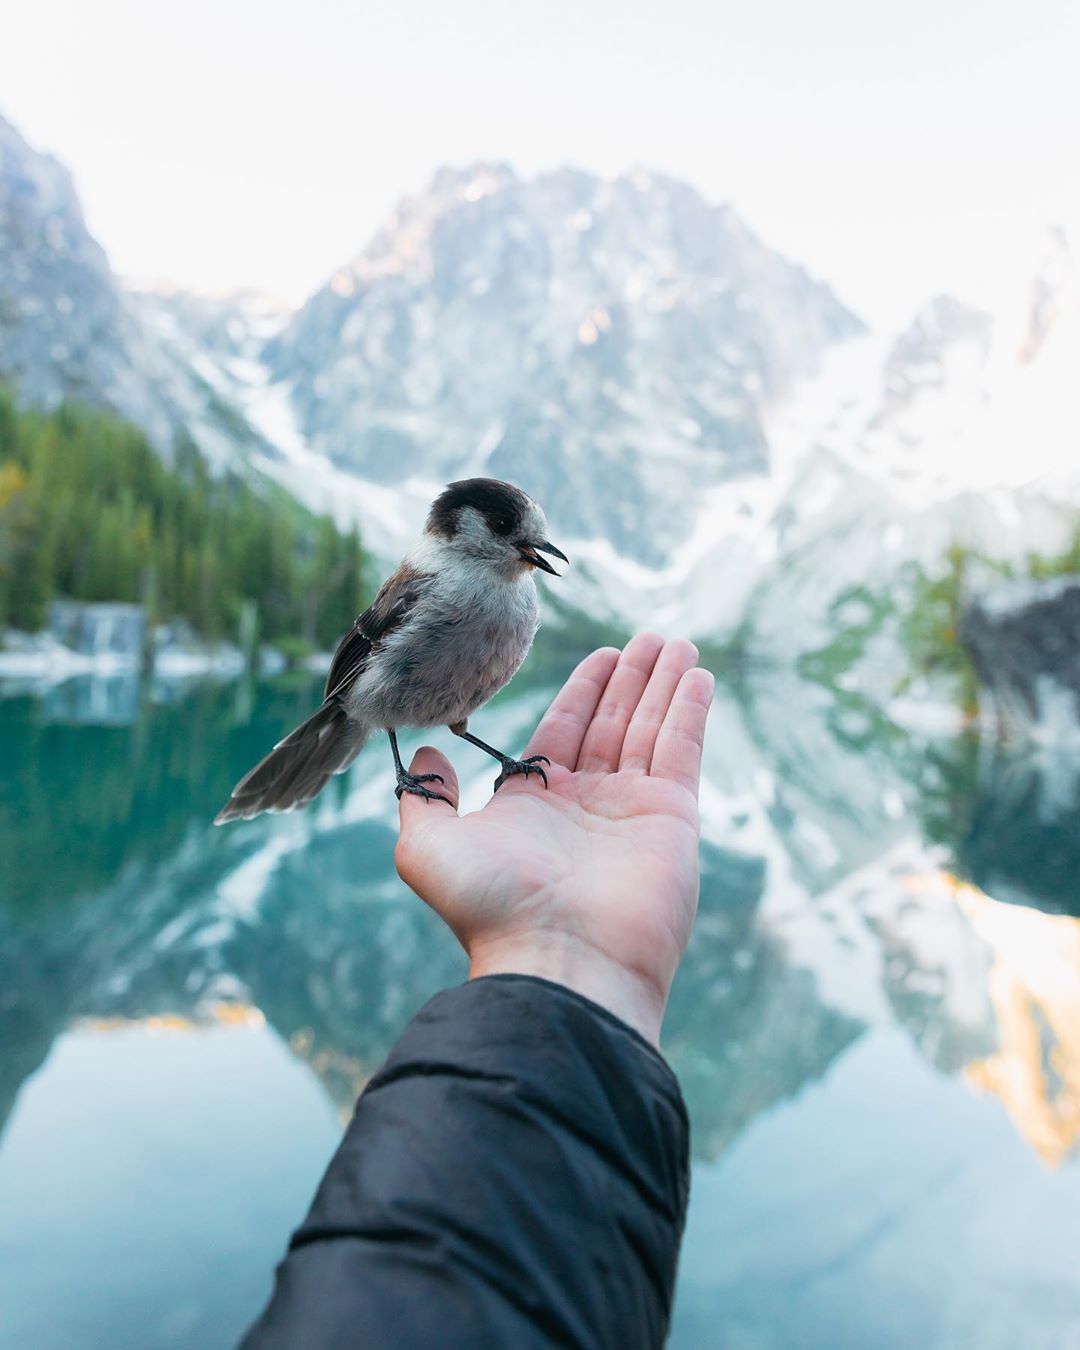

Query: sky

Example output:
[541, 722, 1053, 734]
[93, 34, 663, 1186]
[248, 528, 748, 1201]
[1, 0, 1077, 329]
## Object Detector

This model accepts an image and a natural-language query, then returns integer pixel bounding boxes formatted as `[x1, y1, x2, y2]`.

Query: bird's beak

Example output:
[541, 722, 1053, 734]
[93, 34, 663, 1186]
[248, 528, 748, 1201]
[518, 540, 569, 576]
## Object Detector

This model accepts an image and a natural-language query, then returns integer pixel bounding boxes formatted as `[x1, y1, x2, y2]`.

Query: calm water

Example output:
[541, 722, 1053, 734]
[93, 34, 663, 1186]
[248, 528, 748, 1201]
[2, 643, 1080, 1349]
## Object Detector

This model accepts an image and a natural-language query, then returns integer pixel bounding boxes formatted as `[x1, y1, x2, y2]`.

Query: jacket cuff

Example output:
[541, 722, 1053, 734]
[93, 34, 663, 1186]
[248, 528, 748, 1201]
[366, 972, 691, 1241]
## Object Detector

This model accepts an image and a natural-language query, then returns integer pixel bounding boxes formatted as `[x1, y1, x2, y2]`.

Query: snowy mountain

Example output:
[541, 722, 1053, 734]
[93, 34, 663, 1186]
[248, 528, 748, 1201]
[722, 243, 1080, 677]
[247, 166, 1078, 677]
[3, 108, 1078, 682]
[265, 164, 862, 566]
[0, 114, 268, 469]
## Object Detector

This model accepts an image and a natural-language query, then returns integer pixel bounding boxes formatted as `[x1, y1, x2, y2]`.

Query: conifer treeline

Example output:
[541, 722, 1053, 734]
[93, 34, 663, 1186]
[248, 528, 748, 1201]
[0, 388, 370, 651]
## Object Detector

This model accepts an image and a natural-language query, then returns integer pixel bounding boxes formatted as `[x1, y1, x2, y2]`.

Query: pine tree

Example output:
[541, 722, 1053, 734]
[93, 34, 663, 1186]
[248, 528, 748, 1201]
[0, 389, 371, 647]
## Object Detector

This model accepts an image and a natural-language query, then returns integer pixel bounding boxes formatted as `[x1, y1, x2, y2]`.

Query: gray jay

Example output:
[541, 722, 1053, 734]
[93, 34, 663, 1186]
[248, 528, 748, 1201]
[215, 478, 568, 823]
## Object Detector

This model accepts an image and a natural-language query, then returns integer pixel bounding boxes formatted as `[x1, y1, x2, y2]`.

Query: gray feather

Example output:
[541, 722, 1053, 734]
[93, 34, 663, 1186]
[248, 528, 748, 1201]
[214, 701, 369, 824]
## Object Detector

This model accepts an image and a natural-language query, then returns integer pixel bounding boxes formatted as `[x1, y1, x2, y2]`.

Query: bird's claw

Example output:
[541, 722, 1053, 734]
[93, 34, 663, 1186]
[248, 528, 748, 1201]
[395, 771, 451, 805]
[493, 754, 551, 793]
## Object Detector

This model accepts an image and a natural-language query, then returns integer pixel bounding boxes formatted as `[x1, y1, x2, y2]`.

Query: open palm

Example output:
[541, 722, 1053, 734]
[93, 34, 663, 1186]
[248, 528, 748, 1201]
[395, 634, 714, 1044]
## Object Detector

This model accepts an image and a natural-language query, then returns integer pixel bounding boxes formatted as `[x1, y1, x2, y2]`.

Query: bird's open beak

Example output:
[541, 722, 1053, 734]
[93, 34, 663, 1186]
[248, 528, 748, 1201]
[518, 540, 569, 576]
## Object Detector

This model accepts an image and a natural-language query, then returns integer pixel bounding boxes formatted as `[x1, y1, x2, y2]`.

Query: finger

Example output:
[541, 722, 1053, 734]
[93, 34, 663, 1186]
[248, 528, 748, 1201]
[618, 638, 700, 773]
[522, 646, 620, 769]
[575, 632, 666, 774]
[397, 747, 459, 838]
[650, 667, 715, 795]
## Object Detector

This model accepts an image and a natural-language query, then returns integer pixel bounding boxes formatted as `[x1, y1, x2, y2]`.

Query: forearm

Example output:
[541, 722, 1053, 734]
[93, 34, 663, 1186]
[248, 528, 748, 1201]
[241, 975, 690, 1350]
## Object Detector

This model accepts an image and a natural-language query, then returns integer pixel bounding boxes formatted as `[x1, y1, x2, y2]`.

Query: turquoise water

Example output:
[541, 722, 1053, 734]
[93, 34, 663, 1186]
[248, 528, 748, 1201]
[2, 651, 1079, 1348]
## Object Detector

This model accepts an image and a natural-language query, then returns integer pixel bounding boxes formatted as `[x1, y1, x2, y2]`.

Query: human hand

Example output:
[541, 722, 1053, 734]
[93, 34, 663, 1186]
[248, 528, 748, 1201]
[395, 633, 714, 1045]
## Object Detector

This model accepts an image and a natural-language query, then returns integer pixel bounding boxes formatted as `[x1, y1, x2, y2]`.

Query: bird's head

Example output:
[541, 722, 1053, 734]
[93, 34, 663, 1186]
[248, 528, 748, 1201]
[425, 478, 568, 580]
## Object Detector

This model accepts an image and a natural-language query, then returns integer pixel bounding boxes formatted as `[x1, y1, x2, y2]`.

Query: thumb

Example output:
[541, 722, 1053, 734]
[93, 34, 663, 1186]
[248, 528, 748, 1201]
[397, 746, 459, 836]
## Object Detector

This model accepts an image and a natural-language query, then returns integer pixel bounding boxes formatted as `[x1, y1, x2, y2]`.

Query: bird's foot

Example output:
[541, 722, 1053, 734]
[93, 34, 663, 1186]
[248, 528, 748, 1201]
[493, 754, 550, 793]
[395, 769, 452, 805]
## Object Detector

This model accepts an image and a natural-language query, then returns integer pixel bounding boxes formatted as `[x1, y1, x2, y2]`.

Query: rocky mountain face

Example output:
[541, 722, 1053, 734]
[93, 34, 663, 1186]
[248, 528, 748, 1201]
[0, 114, 128, 413]
[0, 114, 266, 467]
[266, 164, 863, 565]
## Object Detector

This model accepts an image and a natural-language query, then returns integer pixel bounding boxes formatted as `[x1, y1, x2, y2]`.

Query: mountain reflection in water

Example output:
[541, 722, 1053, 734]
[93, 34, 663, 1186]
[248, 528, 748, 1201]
[2, 649, 1080, 1350]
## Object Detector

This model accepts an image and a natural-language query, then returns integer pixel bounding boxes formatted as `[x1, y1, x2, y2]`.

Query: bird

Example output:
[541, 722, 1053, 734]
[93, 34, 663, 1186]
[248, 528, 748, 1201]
[214, 478, 568, 823]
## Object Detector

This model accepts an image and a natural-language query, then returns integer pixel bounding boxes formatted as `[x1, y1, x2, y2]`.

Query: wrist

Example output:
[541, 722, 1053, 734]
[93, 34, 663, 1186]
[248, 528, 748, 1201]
[467, 931, 668, 1046]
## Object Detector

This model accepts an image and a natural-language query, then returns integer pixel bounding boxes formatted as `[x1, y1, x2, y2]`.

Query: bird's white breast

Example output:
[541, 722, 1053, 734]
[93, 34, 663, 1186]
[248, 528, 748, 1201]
[347, 557, 540, 731]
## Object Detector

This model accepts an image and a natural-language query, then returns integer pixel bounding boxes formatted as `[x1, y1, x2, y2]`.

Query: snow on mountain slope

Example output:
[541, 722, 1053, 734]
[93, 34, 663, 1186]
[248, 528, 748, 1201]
[265, 163, 863, 570]
[831, 235, 1080, 503]
[125, 286, 457, 557]
[681, 237, 1080, 666]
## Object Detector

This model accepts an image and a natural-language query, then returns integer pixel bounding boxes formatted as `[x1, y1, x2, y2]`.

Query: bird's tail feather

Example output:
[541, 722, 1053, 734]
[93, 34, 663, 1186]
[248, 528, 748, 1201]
[215, 700, 369, 824]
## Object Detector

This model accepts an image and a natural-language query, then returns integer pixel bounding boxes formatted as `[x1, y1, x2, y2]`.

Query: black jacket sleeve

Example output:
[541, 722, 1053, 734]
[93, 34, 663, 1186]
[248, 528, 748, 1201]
[240, 973, 690, 1350]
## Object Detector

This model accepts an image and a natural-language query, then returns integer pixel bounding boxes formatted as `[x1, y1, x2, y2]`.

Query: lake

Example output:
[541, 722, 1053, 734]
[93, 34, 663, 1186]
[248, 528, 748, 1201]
[2, 641, 1080, 1349]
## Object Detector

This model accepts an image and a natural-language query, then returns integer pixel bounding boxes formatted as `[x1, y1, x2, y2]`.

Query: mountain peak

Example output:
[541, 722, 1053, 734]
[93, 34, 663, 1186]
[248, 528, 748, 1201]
[0, 112, 83, 225]
[0, 111, 267, 467]
[269, 162, 863, 565]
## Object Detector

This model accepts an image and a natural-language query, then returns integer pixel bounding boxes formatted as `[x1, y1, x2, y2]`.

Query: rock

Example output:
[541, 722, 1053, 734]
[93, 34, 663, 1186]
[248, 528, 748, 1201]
[961, 574, 1080, 737]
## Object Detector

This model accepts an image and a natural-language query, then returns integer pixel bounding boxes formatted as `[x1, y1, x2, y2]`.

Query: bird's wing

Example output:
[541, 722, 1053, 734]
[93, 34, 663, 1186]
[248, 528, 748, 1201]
[324, 565, 432, 701]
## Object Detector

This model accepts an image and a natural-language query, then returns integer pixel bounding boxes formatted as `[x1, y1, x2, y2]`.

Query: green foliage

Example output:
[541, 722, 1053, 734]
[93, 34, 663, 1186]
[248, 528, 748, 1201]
[895, 547, 982, 712]
[696, 617, 756, 679]
[0, 388, 371, 648]
[798, 584, 896, 685]
[796, 550, 989, 709]
[912, 732, 981, 852]
[797, 534, 1080, 715]
[274, 634, 319, 666]
[1023, 518, 1080, 581]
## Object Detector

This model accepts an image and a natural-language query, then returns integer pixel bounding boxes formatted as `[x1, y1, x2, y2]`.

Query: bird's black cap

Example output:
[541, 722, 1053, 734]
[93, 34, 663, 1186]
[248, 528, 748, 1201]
[427, 478, 533, 539]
